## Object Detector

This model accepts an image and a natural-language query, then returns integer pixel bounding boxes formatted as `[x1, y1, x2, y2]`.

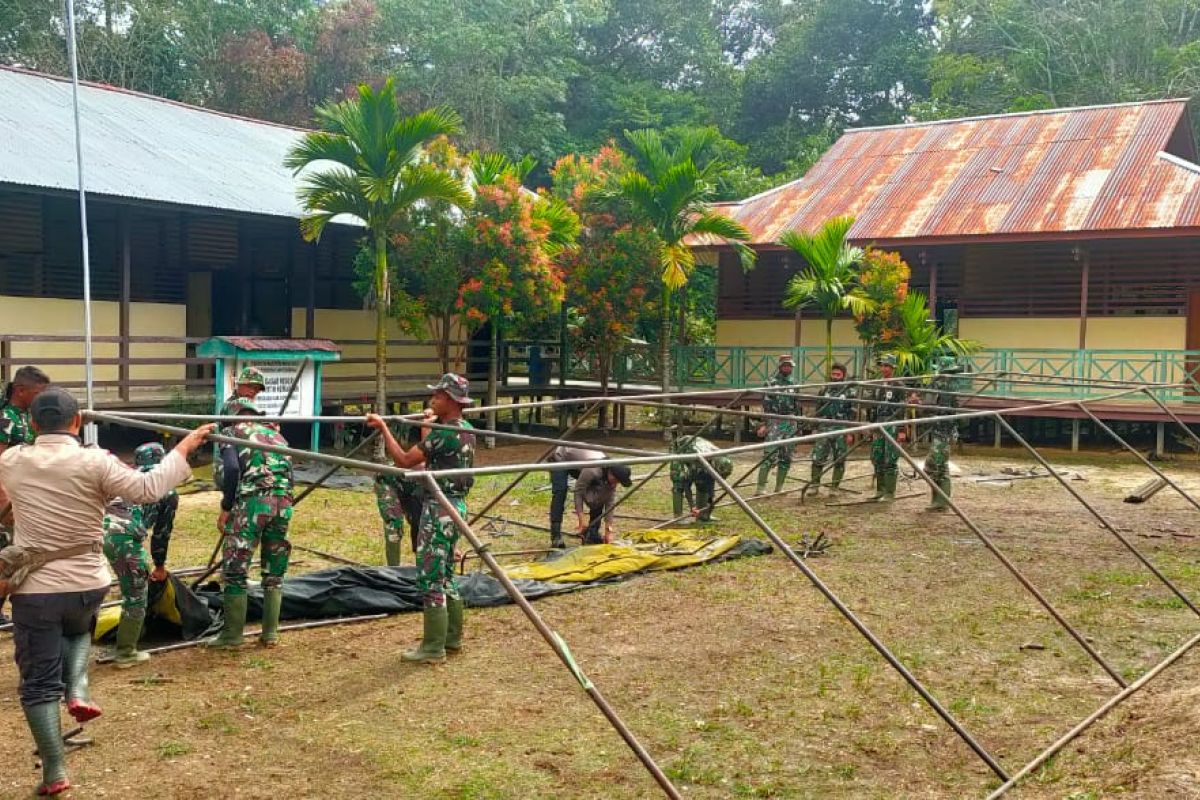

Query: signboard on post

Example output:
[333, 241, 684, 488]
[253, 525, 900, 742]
[197, 337, 341, 451]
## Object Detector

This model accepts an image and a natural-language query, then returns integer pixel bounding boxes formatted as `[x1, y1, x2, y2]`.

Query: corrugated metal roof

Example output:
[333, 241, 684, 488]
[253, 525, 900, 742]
[0, 67, 324, 220]
[220, 337, 341, 353]
[717, 99, 1200, 245]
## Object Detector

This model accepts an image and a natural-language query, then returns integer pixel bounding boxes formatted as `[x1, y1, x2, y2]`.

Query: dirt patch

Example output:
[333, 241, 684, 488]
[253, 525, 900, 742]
[4, 444, 1200, 798]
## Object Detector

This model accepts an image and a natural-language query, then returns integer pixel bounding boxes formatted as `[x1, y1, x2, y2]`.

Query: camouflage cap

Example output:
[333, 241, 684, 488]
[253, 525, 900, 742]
[228, 396, 264, 415]
[935, 355, 964, 374]
[428, 373, 473, 405]
[777, 354, 794, 365]
[712, 455, 734, 478]
[133, 442, 166, 469]
[876, 354, 897, 367]
[236, 366, 267, 387]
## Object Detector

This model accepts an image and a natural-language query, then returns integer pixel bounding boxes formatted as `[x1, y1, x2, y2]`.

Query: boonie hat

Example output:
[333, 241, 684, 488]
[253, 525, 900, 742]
[428, 373, 473, 405]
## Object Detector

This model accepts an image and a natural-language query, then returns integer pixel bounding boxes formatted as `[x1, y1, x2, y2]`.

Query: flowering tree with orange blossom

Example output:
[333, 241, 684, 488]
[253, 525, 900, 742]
[458, 166, 579, 433]
[853, 247, 911, 370]
[552, 146, 659, 427]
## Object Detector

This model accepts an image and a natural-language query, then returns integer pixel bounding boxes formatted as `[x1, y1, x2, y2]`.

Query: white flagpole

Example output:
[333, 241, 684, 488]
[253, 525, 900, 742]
[64, 0, 97, 444]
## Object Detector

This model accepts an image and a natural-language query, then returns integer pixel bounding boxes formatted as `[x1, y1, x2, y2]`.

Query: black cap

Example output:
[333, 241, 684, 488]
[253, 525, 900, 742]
[31, 386, 80, 432]
[607, 463, 633, 488]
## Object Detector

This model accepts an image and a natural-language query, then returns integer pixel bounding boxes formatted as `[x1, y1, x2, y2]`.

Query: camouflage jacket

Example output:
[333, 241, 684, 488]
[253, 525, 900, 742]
[137, 465, 178, 529]
[815, 384, 856, 424]
[0, 404, 34, 447]
[220, 421, 293, 508]
[925, 375, 967, 436]
[869, 382, 910, 424]
[762, 373, 799, 417]
[103, 498, 147, 541]
[670, 435, 721, 486]
[419, 419, 476, 498]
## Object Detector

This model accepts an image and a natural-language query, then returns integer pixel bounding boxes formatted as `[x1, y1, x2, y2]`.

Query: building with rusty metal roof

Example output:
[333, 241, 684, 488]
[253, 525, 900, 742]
[706, 99, 1200, 366]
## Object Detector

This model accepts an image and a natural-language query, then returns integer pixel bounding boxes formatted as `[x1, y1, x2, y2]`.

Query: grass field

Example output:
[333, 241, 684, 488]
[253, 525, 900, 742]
[3, 437, 1200, 799]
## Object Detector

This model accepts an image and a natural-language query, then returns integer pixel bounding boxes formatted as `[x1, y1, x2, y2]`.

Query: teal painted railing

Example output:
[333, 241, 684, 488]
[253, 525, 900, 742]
[663, 346, 1200, 402]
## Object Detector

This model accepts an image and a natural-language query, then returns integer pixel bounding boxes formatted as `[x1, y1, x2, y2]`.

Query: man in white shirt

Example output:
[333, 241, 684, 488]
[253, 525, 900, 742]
[0, 387, 212, 797]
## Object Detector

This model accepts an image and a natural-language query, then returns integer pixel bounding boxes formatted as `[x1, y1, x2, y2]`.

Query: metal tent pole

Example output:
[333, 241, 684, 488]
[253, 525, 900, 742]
[695, 457, 1009, 781]
[423, 476, 683, 800]
[878, 427, 1127, 688]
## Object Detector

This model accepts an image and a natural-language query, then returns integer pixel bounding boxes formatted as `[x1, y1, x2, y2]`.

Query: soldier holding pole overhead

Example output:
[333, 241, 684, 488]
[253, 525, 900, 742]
[756, 354, 799, 495]
[366, 373, 477, 664]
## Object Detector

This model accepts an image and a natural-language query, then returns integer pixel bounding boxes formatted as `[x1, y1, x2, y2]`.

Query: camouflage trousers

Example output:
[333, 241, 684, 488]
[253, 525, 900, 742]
[103, 530, 149, 620]
[761, 420, 797, 470]
[871, 429, 901, 474]
[926, 431, 956, 483]
[812, 427, 849, 467]
[416, 496, 465, 609]
[373, 476, 422, 554]
[222, 494, 293, 596]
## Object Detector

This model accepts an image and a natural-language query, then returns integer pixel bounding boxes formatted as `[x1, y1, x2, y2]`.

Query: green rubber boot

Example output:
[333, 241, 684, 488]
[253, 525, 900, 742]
[696, 486, 715, 523]
[870, 470, 885, 500]
[805, 464, 823, 498]
[403, 606, 448, 663]
[205, 590, 248, 650]
[112, 612, 150, 669]
[384, 534, 402, 567]
[928, 477, 952, 511]
[774, 465, 789, 494]
[24, 702, 69, 795]
[879, 470, 898, 502]
[445, 595, 464, 653]
[259, 586, 283, 647]
[63, 633, 101, 722]
[830, 463, 845, 491]
[755, 462, 770, 495]
[672, 488, 685, 518]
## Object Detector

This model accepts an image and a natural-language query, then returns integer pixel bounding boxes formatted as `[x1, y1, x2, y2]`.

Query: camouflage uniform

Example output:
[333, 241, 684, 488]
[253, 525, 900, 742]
[102, 499, 150, 621]
[809, 381, 856, 494]
[868, 364, 908, 501]
[924, 359, 966, 510]
[221, 421, 294, 594]
[671, 435, 733, 522]
[374, 425, 425, 565]
[0, 403, 34, 549]
[134, 443, 178, 569]
[415, 419, 476, 609]
[756, 362, 800, 494]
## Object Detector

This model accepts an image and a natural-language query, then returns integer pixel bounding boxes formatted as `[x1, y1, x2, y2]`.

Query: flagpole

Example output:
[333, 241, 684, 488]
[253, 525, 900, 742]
[64, 0, 97, 444]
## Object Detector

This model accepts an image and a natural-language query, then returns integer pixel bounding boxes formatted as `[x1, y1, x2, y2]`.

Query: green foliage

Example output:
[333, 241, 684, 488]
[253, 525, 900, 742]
[887, 291, 981, 376]
[781, 216, 871, 374]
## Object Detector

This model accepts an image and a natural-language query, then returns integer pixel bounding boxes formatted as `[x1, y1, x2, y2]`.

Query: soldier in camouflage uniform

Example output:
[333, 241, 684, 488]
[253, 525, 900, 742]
[868, 355, 907, 502]
[206, 397, 294, 649]
[670, 434, 734, 523]
[806, 363, 856, 497]
[756, 354, 800, 495]
[219, 366, 267, 416]
[134, 443, 179, 581]
[366, 373, 476, 664]
[923, 356, 966, 512]
[101, 498, 153, 667]
[0, 365, 49, 623]
[373, 424, 425, 565]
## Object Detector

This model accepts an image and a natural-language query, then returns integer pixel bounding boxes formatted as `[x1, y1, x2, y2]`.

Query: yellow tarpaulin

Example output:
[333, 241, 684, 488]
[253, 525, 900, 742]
[505, 528, 745, 583]
[95, 577, 184, 640]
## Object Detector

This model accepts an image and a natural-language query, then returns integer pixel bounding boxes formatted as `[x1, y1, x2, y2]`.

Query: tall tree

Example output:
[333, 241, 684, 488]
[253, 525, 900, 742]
[617, 127, 755, 404]
[781, 216, 872, 376]
[286, 80, 467, 451]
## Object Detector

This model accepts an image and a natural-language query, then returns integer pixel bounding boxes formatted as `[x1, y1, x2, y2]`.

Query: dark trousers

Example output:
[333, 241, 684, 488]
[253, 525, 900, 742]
[582, 505, 606, 544]
[11, 589, 106, 707]
[548, 469, 581, 536]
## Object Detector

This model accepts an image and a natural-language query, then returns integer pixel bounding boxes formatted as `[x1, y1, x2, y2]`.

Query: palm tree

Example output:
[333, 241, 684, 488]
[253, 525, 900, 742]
[781, 216, 872, 377]
[285, 79, 468, 450]
[887, 291, 981, 375]
[618, 128, 756, 401]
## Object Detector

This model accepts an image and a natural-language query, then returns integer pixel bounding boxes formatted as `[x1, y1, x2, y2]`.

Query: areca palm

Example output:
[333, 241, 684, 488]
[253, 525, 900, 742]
[888, 291, 981, 375]
[285, 79, 468, 437]
[781, 216, 872, 376]
[618, 128, 756, 399]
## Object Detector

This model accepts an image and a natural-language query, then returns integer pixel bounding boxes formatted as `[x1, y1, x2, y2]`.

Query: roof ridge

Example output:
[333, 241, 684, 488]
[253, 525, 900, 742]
[846, 98, 1190, 134]
[0, 64, 315, 134]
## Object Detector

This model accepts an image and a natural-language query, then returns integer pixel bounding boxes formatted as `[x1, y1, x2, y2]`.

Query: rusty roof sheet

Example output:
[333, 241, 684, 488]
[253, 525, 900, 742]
[720, 100, 1200, 245]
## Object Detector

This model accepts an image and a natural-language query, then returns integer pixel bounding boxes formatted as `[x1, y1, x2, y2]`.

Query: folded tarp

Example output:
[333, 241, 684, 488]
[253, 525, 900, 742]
[94, 529, 771, 642]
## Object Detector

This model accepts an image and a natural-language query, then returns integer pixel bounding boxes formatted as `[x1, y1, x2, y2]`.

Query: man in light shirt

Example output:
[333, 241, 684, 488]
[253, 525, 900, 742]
[545, 445, 607, 549]
[0, 387, 212, 797]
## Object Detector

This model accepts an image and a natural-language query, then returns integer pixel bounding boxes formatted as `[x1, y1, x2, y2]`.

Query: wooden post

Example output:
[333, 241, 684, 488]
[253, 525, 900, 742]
[1076, 245, 1089, 350]
[993, 420, 1002, 449]
[1156, 422, 1165, 457]
[0, 338, 10, 385]
[305, 244, 316, 338]
[1071, 418, 1081, 452]
[926, 252, 938, 314]
[118, 207, 131, 402]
